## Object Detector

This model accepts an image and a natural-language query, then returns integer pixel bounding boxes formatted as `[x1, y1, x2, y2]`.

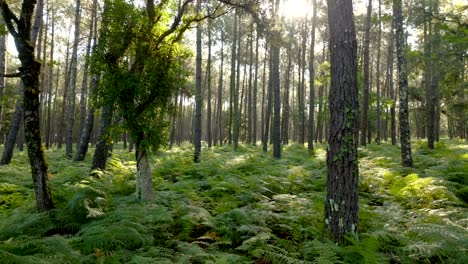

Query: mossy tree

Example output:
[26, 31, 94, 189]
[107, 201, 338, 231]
[92, 0, 221, 201]
[0, 0, 54, 211]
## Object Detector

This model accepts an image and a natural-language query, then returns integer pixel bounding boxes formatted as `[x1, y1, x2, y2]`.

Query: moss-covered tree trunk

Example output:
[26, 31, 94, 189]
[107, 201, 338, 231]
[1, 0, 54, 212]
[325, 0, 360, 243]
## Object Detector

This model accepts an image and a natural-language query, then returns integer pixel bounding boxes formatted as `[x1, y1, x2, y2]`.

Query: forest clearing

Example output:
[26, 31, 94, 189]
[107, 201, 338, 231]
[0, 0, 466, 263]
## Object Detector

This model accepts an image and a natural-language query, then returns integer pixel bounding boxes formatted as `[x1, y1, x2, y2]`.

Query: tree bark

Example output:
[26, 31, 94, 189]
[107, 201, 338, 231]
[394, 0, 413, 167]
[271, 0, 281, 158]
[375, 0, 382, 144]
[193, 0, 202, 162]
[206, 17, 212, 148]
[325, 0, 360, 243]
[216, 31, 224, 146]
[360, 0, 372, 147]
[66, 0, 81, 158]
[91, 105, 112, 171]
[308, 0, 317, 151]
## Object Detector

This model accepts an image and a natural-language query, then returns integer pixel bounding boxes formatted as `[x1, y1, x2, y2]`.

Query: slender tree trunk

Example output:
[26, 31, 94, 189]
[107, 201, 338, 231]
[375, 0, 382, 144]
[325, 0, 360, 243]
[216, 31, 224, 146]
[271, 0, 281, 158]
[387, 21, 397, 145]
[394, 0, 413, 167]
[261, 44, 268, 150]
[78, 1, 93, 152]
[66, 0, 81, 158]
[58, 34, 71, 149]
[263, 51, 272, 152]
[206, 18, 212, 148]
[308, 0, 317, 151]
[247, 22, 254, 144]
[233, 13, 241, 150]
[193, 0, 202, 162]
[229, 12, 238, 146]
[360, 0, 372, 147]
[299, 19, 307, 145]
[45, 3, 55, 149]
[0, 101, 22, 165]
[282, 33, 292, 145]
[0, 19, 6, 134]
[253, 26, 259, 145]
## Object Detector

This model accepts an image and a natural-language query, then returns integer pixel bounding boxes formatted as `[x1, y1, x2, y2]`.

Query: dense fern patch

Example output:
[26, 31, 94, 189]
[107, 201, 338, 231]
[0, 140, 466, 263]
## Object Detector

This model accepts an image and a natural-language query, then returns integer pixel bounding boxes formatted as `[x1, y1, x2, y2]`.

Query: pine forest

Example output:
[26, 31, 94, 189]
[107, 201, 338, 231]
[0, 0, 466, 263]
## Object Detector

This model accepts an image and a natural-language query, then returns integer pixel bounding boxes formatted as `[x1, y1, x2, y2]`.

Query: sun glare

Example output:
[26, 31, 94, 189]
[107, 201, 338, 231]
[280, 0, 311, 19]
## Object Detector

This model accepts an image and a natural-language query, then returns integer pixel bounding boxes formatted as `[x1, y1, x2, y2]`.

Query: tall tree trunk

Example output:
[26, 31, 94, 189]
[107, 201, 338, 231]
[252, 26, 259, 145]
[387, 21, 397, 145]
[261, 44, 268, 150]
[58, 34, 72, 149]
[299, 19, 307, 145]
[74, 0, 98, 161]
[229, 12, 238, 146]
[78, 0, 93, 152]
[360, 0, 372, 147]
[1, 0, 55, 212]
[234, 12, 241, 150]
[206, 18, 212, 148]
[247, 22, 254, 144]
[66, 0, 81, 158]
[375, 0, 382, 144]
[271, 0, 281, 158]
[263, 50, 272, 152]
[45, 3, 55, 149]
[281, 32, 292, 145]
[0, 18, 6, 133]
[193, 0, 202, 162]
[308, 0, 317, 151]
[394, 0, 413, 167]
[216, 31, 224, 146]
[325, 0, 360, 243]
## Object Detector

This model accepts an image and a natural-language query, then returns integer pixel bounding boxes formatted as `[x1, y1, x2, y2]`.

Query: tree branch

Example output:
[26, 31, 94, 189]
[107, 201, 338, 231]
[0, 1, 20, 37]
[2, 72, 21, 78]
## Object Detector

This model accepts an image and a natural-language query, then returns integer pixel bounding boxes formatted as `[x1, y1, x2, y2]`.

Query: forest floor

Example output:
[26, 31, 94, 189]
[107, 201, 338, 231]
[0, 140, 467, 263]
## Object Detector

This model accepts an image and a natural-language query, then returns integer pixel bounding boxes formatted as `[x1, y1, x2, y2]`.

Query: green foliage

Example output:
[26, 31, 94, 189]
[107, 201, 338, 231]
[0, 140, 467, 263]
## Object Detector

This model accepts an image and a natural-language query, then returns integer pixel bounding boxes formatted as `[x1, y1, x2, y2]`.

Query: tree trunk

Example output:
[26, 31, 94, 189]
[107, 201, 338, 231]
[193, 0, 202, 162]
[206, 18, 212, 148]
[247, 22, 254, 145]
[394, 0, 413, 167]
[233, 12, 241, 150]
[252, 26, 259, 145]
[66, 0, 81, 158]
[58, 34, 72, 149]
[387, 21, 397, 145]
[135, 135, 153, 201]
[216, 32, 224, 146]
[45, 3, 55, 149]
[308, 0, 317, 151]
[78, 0, 93, 152]
[360, 0, 372, 147]
[375, 0, 382, 144]
[281, 32, 292, 145]
[325, 0, 360, 243]
[0, 101, 22, 165]
[1, 0, 55, 212]
[271, 0, 281, 158]
[91, 105, 112, 171]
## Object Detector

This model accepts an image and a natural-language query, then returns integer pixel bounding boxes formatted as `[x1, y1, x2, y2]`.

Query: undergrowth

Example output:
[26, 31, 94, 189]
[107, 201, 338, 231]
[0, 139, 466, 263]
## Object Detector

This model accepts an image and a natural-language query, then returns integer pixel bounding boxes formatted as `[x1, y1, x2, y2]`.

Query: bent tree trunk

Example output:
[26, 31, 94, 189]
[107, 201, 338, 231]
[325, 0, 360, 243]
[1, 0, 54, 212]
